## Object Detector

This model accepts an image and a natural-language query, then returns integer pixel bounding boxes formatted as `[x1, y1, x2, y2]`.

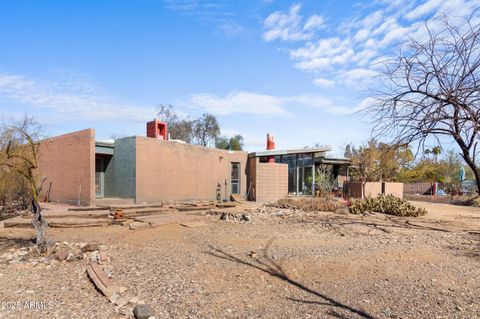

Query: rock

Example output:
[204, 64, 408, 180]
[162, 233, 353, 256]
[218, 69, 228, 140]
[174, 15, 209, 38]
[133, 304, 155, 319]
[119, 307, 134, 317]
[98, 252, 110, 265]
[248, 251, 257, 258]
[43, 255, 55, 264]
[129, 222, 150, 230]
[129, 297, 139, 304]
[98, 244, 108, 251]
[55, 249, 69, 261]
[90, 251, 99, 262]
[81, 243, 99, 253]
[103, 265, 114, 277]
[220, 212, 229, 221]
[335, 206, 350, 215]
[240, 213, 252, 222]
[114, 296, 130, 307]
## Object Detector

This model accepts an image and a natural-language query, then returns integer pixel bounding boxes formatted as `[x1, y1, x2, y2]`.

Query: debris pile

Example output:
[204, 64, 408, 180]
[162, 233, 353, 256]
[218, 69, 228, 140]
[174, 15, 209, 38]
[207, 211, 253, 222]
[0, 241, 97, 265]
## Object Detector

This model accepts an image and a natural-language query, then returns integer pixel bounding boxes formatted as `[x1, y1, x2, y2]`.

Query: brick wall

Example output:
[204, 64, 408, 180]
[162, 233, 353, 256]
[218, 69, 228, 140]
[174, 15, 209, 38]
[37, 129, 95, 206]
[255, 162, 288, 202]
[135, 137, 248, 203]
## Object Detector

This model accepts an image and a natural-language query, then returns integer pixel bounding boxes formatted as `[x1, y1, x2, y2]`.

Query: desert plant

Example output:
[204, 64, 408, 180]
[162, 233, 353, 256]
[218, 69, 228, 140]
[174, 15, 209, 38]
[315, 165, 334, 196]
[349, 194, 427, 217]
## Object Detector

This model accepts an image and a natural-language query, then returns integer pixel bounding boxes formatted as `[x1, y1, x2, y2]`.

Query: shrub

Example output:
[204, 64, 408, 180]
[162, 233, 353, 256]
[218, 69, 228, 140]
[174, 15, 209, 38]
[349, 194, 427, 217]
[270, 197, 344, 212]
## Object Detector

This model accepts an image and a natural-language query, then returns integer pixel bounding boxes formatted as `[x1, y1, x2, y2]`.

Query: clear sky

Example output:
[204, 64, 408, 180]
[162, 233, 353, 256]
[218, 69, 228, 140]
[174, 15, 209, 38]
[0, 0, 478, 155]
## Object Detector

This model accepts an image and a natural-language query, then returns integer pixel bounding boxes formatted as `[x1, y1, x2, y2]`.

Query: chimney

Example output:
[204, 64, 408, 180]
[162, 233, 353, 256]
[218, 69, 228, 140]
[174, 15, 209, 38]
[266, 133, 275, 163]
[146, 119, 168, 140]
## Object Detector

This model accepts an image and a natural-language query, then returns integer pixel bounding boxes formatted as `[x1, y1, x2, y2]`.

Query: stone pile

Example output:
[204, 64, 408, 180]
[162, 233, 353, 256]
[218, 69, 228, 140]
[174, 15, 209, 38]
[0, 241, 105, 265]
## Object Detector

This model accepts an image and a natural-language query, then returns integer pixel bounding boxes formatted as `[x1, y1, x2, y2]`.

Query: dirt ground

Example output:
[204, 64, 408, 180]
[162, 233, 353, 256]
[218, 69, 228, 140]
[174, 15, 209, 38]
[0, 201, 479, 319]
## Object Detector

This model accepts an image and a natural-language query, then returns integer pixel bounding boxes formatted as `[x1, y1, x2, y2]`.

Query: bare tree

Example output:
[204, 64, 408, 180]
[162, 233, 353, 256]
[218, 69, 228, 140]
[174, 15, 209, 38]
[157, 104, 194, 142]
[369, 14, 480, 193]
[0, 117, 48, 250]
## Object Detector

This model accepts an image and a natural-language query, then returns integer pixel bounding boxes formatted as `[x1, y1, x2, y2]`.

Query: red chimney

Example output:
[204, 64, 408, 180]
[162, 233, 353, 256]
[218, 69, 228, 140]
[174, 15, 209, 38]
[266, 133, 275, 163]
[147, 119, 168, 140]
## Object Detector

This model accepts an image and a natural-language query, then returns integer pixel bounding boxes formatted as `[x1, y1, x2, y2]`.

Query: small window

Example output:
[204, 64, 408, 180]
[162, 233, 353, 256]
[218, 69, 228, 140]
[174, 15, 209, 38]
[231, 163, 240, 194]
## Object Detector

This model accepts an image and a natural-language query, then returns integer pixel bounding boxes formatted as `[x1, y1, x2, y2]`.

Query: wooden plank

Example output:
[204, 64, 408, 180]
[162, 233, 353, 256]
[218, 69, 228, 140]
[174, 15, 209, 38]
[176, 206, 215, 211]
[86, 262, 118, 301]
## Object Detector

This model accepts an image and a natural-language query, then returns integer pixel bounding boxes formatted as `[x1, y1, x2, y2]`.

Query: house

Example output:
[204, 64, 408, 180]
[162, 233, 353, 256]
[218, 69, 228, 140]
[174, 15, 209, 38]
[36, 120, 350, 206]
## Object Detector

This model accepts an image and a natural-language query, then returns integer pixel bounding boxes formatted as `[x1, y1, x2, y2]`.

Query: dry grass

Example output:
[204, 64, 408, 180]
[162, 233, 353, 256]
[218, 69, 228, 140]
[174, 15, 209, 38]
[452, 195, 480, 207]
[270, 197, 344, 212]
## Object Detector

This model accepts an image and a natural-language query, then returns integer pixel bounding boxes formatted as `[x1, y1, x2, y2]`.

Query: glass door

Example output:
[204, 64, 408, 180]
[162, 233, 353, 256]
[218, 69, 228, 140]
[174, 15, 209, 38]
[231, 162, 240, 194]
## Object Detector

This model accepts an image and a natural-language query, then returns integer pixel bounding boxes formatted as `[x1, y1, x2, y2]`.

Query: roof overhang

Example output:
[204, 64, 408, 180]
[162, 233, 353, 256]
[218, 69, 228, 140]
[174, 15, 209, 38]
[95, 141, 114, 155]
[249, 146, 332, 158]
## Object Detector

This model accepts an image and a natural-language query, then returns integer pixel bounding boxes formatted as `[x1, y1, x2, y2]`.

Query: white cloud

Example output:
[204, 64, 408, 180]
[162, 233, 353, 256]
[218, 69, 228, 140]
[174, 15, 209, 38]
[271, 0, 480, 88]
[337, 68, 380, 89]
[405, 0, 443, 20]
[187, 91, 288, 116]
[303, 15, 325, 31]
[184, 90, 368, 116]
[0, 72, 154, 122]
[313, 78, 335, 88]
[162, 0, 243, 38]
[263, 3, 325, 42]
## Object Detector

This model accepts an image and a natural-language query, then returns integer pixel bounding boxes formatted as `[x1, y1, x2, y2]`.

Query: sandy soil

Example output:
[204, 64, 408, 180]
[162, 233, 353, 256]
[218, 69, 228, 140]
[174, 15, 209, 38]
[0, 201, 479, 319]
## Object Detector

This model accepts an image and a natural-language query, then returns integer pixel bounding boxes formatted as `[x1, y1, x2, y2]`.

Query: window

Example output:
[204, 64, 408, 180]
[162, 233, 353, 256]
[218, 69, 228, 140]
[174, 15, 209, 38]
[231, 162, 240, 194]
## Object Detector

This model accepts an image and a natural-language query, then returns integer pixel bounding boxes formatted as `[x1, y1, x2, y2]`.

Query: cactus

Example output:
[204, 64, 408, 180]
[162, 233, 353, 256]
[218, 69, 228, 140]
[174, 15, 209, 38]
[349, 194, 427, 217]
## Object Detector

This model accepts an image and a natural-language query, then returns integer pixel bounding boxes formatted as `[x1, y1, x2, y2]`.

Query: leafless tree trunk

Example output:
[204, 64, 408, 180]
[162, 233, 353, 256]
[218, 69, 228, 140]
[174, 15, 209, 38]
[1, 117, 48, 250]
[369, 13, 480, 193]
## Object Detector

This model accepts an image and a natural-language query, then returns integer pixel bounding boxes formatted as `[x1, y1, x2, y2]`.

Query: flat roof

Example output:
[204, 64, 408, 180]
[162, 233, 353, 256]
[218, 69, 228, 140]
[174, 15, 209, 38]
[318, 157, 351, 165]
[249, 146, 332, 157]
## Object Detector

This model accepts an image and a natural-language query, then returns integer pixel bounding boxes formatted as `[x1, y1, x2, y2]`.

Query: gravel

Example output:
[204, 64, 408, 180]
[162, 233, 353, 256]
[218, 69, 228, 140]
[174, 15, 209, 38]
[0, 202, 479, 318]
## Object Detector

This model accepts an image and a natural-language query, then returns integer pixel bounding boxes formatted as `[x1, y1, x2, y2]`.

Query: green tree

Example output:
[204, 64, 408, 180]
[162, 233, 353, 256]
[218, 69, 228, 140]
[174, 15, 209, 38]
[431, 146, 441, 163]
[215, 134, 244, 151]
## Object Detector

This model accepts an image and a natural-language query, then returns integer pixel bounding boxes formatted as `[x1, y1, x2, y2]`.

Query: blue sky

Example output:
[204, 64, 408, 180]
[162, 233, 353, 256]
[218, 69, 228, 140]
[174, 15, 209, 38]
[0, 0, 479, 154]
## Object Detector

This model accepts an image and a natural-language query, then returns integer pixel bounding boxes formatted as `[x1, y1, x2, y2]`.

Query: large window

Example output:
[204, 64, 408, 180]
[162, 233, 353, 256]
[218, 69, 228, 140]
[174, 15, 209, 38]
[231, 162, 240, 194]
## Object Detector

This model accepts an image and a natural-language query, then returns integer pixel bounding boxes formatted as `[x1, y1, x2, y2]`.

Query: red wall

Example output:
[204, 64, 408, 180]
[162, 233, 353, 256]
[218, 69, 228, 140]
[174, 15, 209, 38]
[37, 129, 95, 206]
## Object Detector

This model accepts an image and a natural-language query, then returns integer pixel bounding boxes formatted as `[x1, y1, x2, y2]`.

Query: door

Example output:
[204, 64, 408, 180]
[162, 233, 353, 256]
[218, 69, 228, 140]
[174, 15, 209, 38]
[95, 155, 105, 197]
[231, 162, 240, 194]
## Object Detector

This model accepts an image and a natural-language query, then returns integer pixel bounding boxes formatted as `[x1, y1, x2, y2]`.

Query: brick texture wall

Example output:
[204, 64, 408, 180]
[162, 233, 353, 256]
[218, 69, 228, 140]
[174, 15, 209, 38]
[37, 129, 95, 206]
[135, 137, 248, 203]
[255, 162, 288, 202]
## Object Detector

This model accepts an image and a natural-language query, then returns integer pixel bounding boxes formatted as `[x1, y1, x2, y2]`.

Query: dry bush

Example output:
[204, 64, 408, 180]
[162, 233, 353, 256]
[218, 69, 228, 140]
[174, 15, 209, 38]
[270, 197, 344, 212]
[452, 195, 480, 207]
[349, 194, 427, 217]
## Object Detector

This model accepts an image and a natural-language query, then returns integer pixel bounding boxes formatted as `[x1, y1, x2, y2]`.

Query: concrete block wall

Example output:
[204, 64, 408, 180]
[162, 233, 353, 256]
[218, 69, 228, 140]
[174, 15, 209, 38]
[255, 162, 288, 202]
[383, 182, 404, 198]
[37, 129, 95, 206]
[135, 137, 248, 203]
[111, 137, 136, 199]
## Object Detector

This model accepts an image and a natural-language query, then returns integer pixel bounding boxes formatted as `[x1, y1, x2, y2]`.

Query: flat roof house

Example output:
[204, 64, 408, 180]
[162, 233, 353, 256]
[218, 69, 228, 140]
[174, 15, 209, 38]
[36, 120, 349, 206]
